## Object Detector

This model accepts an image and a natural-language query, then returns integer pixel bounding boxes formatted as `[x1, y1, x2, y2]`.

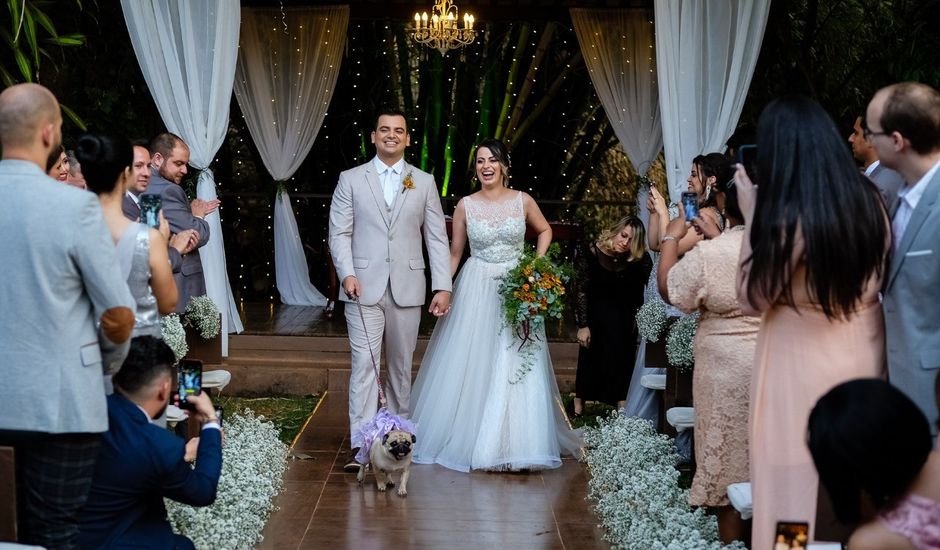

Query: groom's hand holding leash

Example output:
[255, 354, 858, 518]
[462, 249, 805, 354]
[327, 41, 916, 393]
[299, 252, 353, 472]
[429, 290, 451, 317]
[343, 276, 361, 299]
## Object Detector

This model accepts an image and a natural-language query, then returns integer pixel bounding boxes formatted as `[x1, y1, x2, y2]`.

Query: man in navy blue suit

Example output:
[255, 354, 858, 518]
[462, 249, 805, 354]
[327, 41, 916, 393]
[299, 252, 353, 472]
[78, 336, 223, 549]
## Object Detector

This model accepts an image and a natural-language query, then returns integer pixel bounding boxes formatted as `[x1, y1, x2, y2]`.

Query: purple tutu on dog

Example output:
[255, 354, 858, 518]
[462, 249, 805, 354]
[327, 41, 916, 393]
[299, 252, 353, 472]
[354, 408, 417, 465]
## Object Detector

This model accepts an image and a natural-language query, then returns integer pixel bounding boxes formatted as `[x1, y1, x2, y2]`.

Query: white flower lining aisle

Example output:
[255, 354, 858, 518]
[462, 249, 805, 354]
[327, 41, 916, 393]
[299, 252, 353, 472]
[584, 414, 744, 550]
[167, 411, 289, 549]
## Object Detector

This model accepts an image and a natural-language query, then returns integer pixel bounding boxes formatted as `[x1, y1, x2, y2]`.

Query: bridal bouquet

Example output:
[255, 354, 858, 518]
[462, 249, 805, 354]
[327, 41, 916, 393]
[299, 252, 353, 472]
[498, 243, 571, 384]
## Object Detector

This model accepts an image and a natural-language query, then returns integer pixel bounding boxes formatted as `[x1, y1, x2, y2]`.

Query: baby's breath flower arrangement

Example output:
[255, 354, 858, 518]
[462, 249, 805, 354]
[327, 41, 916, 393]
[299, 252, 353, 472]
[498, 243, 571, 384]
[636, 299, 669, 343]
[584, 413, 745, 549]
[161, 313, 188, 362]
[167, 410, 288, 549]
[184, 296, 221, 340]
[665, 312, 698, 371]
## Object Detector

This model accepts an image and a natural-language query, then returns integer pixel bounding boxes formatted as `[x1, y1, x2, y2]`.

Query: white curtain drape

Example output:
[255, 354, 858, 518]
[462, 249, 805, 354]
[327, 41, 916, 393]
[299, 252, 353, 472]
[571, 9, 662, 176]
[654, 0, 771, 202]
[571, 8, 662, 229]
[121, 0, 244, 354]
[233, 6, 349, 306]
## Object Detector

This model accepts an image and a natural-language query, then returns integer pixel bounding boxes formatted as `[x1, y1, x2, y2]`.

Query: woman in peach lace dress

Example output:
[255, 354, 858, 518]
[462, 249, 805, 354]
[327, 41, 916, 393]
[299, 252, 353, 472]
[658, 153, 759, 545]
[736, 96, 890, 549]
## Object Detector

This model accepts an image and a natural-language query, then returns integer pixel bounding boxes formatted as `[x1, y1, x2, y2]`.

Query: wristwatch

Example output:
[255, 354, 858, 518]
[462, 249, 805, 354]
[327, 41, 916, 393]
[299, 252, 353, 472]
[661, 235, 679, 243]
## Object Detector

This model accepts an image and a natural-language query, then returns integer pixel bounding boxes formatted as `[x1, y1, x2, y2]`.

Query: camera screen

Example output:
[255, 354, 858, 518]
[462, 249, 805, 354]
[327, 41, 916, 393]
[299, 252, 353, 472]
[139, 194, 162, 229]
[178, 360, 202, 405]
[681, 192, 699, 222]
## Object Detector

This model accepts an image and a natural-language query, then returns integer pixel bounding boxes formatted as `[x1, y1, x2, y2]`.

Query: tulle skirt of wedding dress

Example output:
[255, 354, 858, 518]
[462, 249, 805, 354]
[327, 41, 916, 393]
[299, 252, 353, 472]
[411, 256, 583, 473]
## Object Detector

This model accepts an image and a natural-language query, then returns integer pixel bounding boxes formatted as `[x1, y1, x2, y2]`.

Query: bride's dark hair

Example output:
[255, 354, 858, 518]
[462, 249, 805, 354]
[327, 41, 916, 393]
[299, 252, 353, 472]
[473, 139, 511, 186]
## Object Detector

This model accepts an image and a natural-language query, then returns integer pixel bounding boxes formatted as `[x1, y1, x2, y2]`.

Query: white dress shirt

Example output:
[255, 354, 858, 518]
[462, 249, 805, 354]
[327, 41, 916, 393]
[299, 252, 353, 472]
[373, 156, 405, 208]
[864, 159, 881, 177]
[893, 159, 940, 253]
[127, 190, 140, 206]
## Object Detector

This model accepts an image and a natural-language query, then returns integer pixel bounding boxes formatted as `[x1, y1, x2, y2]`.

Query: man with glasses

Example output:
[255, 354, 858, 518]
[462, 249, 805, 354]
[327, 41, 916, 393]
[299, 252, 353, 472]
[867, 82, 940, 435]
[848, 115, 905, 201]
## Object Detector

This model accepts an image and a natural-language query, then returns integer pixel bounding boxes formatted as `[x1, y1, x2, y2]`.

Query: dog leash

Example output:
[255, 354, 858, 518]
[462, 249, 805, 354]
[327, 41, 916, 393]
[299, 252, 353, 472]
[353, 297, 388, 409]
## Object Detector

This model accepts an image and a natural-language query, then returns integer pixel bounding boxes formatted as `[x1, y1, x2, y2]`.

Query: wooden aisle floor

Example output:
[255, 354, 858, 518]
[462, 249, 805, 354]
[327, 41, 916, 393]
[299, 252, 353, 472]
[259, 391, 610, 549]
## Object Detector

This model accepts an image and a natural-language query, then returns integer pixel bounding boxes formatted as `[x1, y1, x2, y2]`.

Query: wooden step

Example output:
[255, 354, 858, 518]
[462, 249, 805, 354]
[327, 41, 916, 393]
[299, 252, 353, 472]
[221, 334, 580, 396]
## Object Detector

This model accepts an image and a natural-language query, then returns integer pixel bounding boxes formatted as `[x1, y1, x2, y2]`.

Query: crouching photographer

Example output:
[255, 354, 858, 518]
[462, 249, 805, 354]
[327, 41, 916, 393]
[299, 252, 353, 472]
[78, 336, 222, 549]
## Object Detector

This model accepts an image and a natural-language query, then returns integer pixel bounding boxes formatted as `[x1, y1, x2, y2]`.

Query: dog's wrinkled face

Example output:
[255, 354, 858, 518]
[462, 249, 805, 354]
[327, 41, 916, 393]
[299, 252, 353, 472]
[382, 430, 416, 460]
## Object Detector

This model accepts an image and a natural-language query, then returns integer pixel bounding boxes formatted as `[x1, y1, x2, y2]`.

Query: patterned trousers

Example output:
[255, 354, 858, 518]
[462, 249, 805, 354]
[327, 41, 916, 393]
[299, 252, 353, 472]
[0, 430, 101, 550]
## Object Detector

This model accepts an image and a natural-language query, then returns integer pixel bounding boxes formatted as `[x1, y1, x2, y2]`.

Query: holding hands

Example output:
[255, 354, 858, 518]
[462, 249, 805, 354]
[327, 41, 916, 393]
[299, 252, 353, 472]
[429, 290, 451, 317]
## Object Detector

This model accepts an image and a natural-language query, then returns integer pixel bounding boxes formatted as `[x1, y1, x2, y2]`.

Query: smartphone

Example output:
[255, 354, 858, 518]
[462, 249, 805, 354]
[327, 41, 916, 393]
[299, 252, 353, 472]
[775, 521, 809, 549]
[735, 144, 758, 180]
[681, 191, 699, 222]
[139, 194, 162, 229]
[177, 359, 203, 410]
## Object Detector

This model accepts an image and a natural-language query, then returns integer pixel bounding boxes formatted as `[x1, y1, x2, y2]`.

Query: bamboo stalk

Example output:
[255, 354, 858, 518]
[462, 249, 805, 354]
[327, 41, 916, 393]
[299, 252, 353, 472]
[511, 50, 582, 146]
[494, 24, 531, 141]
[504, 22, 555, 146]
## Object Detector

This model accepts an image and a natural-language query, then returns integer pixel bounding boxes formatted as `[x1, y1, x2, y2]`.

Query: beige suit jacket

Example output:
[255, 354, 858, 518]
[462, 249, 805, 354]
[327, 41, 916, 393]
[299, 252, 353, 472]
[329, 160, 451, 307]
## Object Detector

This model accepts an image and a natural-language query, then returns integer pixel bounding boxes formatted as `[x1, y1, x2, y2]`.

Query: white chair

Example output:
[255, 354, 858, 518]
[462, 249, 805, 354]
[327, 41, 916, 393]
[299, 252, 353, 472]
[640, 374, 666, 391]
[666, 406, 695, 432]
[727, 482, 752, 520]
[165, 404, 188, 424]
[202, 369, 231, 392]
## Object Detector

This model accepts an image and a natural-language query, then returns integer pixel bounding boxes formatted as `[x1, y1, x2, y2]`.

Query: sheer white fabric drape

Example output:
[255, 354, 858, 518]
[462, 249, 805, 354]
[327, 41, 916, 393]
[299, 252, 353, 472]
[654, 0, 770, 202]
[121, 0, 244, 354]
[571, 8, 662, 229]
[233, 6, 348, 306]
[571, 9, 662, 176]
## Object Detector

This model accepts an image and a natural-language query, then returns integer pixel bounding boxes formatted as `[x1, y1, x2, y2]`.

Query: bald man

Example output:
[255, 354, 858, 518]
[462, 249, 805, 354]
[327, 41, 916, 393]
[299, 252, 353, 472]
[0, 83, 135, 548]
[868, 82, 940, 436]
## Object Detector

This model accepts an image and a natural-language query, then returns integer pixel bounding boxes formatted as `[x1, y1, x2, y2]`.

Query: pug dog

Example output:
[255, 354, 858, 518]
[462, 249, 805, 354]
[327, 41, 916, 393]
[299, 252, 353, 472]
[357, 430, 416, 497]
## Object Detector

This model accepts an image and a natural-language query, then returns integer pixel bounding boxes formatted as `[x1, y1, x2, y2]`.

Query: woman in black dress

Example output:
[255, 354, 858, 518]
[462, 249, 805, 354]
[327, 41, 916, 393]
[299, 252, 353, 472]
[572, 215, 652, 415]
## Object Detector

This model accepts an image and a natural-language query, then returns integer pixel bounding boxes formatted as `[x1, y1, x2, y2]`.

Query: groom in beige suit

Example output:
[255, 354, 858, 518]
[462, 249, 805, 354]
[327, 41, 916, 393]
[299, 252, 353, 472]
[329, 109, 452, 470]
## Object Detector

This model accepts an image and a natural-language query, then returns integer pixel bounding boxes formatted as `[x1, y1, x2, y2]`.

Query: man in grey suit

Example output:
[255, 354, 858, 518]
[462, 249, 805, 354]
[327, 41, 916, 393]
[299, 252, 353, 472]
[122, 142, 149, 221]
[329, 109, 452, 470]
[848, 114, 906, 201]
[143, 133, 219, 313]
[124, 141, 197, 275]
[867, 82, 940, 435]
[0, 83, 136, 548]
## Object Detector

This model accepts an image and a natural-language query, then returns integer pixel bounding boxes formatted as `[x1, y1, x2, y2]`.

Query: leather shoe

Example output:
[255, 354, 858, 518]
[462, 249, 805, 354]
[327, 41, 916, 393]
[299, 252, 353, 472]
[344, 448, 361, 473]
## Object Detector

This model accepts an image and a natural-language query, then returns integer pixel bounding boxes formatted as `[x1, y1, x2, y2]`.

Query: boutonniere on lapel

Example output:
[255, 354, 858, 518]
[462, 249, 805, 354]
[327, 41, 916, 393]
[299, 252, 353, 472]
[402, 170, 415, 194]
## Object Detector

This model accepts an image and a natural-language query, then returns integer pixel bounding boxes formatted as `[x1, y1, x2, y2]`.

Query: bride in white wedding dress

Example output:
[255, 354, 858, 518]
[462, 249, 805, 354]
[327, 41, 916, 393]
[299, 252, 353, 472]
[411, 139, 583, 473]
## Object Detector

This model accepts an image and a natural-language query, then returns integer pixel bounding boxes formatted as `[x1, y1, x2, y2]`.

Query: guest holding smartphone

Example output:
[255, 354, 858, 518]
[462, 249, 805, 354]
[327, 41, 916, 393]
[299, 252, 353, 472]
[658, 154, 760, 545]
[79, 133, 178, 336]
[736, 96, 890, 548]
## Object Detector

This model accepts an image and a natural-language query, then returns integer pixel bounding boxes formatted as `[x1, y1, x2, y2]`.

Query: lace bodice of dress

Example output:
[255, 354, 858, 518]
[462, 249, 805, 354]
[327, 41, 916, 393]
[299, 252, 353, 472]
[464, 192, 526, 264]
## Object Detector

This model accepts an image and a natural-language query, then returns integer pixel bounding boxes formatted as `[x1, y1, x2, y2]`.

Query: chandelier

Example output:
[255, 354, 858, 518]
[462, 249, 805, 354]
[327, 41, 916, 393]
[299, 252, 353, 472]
[411, 0, 477, 55]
